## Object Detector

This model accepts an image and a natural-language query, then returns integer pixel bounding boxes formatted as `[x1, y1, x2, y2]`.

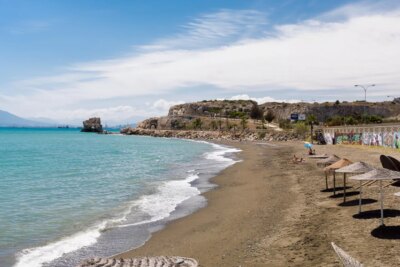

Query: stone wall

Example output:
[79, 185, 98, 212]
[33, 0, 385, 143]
[322, 123, 400, 149]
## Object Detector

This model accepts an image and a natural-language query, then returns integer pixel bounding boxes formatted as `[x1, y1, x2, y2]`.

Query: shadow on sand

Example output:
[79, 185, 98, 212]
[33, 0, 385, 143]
[390, 181, 400, 187]
[353, 209, 400, 219]
[329, 191, 359, 199]
[338, 198, 377, 207]
[371, 225, 400, 239]
[320, 186, 352, 193]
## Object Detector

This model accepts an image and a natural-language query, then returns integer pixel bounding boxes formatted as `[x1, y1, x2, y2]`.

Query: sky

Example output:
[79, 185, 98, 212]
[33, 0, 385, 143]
[1, 0, 400, 125]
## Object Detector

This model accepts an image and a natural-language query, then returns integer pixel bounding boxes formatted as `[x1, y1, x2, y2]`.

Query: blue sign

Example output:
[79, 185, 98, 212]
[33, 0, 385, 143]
[290, 113, 299, 120]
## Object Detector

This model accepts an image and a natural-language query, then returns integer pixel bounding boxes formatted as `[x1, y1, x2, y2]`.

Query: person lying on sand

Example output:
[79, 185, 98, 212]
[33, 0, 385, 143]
[293, 154, 304, 163]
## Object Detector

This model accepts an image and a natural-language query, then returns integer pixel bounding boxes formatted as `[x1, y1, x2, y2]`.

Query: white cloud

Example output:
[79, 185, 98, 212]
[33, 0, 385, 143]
[228, 94, 300, 104]
[139, 9, 268, 50]
[152, 99, 184, 112]
[3, 3, 400, 123]
[33, 105, 153, 126]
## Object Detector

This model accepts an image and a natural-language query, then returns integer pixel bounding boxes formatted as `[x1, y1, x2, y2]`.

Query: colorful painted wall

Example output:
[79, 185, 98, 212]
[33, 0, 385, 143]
[322, 124, 400, 149]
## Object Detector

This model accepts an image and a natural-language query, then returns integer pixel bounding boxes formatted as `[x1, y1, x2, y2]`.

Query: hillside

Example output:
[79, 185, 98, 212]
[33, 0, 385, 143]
[0, 110, 50, 127]
[136, 99, 400, 131]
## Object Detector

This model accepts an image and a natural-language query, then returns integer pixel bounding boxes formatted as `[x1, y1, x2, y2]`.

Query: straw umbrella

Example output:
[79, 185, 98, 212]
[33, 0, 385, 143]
[336, 162, 375, 205]
[317, 155, 341, 190]
[324, 159, 353, 197]
[350, 168, 400, 226]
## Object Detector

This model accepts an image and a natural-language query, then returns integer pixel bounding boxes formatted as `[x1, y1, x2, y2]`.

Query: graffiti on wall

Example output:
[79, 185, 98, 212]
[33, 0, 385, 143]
[323, 126, 400, 149]
[335, 133, 363, 145]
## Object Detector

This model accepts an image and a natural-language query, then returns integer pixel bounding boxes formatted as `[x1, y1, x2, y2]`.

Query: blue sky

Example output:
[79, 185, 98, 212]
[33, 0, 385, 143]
[0, 0, 399, 125]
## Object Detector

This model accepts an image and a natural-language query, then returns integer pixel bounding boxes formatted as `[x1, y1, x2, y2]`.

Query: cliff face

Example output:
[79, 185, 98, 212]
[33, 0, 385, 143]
[259, 101, 399, 122]
[137, 100, 258, 130]
[136, 100, 400, 130]
[168, 100, 257, 117]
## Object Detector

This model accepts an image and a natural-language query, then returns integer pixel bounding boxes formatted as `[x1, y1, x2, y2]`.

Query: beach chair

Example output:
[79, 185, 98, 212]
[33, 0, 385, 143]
[78, 256, 198, 267]
[380, 155, 400, 187]
[380, 155, 398, 171]
[388, 156, 400, 171]
[331, 242, 364, 267]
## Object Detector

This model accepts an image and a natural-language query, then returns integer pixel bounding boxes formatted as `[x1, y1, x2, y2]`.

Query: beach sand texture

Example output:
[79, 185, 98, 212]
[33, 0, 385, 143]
[118, 142, 400, 266]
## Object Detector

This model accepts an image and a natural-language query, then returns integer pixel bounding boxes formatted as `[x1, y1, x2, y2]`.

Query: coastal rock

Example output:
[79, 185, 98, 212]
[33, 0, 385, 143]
[120, 127, 301, 142]
[81, 117, 103, 133]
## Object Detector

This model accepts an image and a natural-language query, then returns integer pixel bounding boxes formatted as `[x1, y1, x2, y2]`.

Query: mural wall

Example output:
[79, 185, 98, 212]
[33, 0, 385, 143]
[322, 125, 400, 149]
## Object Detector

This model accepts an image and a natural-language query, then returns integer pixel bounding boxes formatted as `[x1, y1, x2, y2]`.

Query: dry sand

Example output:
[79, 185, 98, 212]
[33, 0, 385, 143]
[118, 141, 400, 266]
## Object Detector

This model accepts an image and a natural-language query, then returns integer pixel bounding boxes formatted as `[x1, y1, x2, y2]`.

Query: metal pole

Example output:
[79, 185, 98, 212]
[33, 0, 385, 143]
[333, 172, 336, 195]
[343, 173, 347, 203]
[364, 88, 367, 102]
[359, 181, 362, 213]
[325, 171, 328, 190]
[380, 180, 384, 226]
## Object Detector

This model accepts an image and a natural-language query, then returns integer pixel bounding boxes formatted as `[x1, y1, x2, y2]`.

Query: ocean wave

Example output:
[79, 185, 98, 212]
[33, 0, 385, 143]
[14, 214, 128, 267]
[117, 173, 200, 228]
[13, 142, 240, 267]
[203, 143, 241, 165]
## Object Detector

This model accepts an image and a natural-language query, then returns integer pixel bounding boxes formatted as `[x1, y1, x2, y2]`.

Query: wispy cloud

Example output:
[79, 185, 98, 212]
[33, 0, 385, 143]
[3, 3, 400, 123]
[5, 20, 51, 35]
[140, 9, 269, 50]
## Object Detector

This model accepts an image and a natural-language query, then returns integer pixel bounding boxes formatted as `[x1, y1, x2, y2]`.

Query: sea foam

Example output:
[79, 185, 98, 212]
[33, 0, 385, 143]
[13, 142, 240, 267]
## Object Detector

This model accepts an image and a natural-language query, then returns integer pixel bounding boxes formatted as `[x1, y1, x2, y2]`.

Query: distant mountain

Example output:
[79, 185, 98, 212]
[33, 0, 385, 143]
[0, 110, 52, 127]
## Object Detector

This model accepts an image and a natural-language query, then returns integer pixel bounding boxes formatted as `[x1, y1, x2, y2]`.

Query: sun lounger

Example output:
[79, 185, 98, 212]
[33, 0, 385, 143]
[380, 155, 398, 171]
[77, 256, 198, 267]
[388, 156, 400, 171]
[331, 242, 364, 267]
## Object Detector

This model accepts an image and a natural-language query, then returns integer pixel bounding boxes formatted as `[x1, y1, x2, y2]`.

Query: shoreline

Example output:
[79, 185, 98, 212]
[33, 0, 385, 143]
[116, 140, 302, 266]
[114, 140, 400, 266]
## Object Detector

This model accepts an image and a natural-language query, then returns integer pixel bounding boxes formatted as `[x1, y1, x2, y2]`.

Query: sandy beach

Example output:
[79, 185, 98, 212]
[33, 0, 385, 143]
[118, 141, 400, 266]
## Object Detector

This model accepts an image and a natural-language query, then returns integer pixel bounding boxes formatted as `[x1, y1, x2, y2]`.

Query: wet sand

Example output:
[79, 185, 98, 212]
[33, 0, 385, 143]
[118, 141, 400, 266]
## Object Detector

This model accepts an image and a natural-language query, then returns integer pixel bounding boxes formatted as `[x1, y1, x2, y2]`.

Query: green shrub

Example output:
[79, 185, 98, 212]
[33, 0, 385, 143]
[294, 122, 308, 136]
[279, 119, 292, 129]
[257, 132, 266, 139]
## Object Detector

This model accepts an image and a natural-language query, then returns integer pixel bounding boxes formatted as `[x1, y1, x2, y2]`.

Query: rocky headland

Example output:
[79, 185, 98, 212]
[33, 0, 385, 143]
[120, 98, 400, 141]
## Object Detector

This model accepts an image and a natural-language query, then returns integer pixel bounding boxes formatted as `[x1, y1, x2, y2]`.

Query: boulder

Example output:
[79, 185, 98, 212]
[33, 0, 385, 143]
[81, 117, 103, 133]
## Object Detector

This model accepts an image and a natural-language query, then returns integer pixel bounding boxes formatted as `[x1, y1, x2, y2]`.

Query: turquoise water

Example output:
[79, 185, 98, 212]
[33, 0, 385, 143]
[0, 128, 239, 267]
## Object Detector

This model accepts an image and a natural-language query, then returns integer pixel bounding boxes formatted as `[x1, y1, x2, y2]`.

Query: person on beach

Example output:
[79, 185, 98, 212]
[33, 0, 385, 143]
[293, 154, 304, 163]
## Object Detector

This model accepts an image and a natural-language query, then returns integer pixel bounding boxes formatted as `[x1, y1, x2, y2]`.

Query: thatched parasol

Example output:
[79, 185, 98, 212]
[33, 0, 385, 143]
[317, 155, 341, 191]
[350, 168, 400, 226]
[323, 159, 353, 197]
[335, 162, 374, 174]
[335, 162, 375, 203]
[317, 155, 340, 167]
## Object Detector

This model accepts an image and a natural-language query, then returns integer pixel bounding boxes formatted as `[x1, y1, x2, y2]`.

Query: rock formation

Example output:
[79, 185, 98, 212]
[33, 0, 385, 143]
[136, 99, 400, 131]
[81, 117, 103, 133]
[258, 101, 398, 122]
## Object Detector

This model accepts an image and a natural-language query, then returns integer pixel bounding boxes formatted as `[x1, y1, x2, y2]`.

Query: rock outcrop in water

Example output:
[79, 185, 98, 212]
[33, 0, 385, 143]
[81, 117, 103, 133]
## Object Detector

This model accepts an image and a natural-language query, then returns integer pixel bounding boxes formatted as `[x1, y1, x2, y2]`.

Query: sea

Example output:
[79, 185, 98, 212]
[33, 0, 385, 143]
[0, 128, 240, 267]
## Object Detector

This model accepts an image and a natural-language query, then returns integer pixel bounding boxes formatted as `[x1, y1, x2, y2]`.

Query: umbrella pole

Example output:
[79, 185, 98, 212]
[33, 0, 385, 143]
[325, 171, 328, 190]
[333, 172, 336, 195]
[380, 180, 384, 226]
[343, 173, 347, 203]
[359, 181, 362, 214]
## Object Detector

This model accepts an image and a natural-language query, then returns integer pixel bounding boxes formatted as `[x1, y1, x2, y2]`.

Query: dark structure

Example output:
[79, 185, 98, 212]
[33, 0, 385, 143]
[81, 117, 103, 133]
